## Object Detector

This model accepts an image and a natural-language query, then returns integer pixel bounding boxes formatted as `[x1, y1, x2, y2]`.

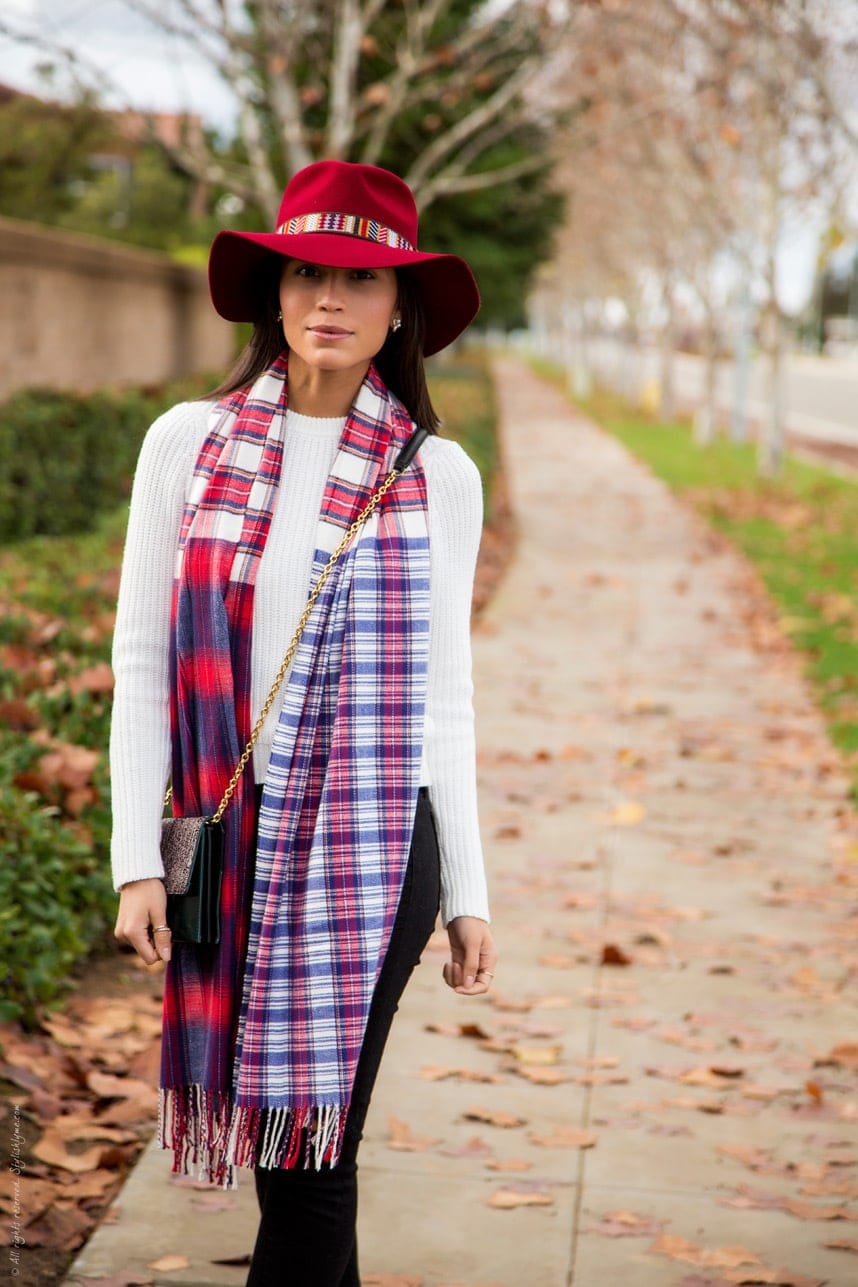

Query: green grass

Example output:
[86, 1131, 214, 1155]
[430, 351, 499, 518]
[532, 361, 858, 800]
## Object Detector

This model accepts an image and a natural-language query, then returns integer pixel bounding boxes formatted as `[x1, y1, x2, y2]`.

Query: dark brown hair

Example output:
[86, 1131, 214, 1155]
[206, 257, 440, 432]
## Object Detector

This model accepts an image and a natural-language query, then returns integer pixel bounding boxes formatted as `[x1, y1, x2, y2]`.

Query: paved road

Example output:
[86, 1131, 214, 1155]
[591, 340, 858, 448]
[66, 358, 858, 1286]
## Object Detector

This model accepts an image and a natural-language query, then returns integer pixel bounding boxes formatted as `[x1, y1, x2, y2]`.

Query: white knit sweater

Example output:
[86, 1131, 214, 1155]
[109, 400, 490, 927]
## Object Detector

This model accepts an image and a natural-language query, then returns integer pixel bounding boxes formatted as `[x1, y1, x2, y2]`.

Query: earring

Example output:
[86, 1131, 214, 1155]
[391, 317, 402, 332]
[276, 309, 282, 321]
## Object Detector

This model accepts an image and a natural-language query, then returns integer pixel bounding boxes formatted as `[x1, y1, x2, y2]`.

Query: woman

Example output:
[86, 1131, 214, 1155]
[111, 159, 496, 1285]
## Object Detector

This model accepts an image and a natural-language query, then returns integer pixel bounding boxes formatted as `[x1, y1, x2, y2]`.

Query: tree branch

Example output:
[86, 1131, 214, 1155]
[417, 152, 553, 208]
[257, 0, 313, 177]
[359, 0, 451, 163]
[404, 54, 543, 194]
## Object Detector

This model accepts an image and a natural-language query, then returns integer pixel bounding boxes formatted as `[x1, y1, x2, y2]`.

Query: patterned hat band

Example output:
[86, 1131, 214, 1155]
[275, 210, 415, 252]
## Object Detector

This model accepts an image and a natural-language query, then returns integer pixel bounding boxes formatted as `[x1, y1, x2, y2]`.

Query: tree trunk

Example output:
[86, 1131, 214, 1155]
[758, 299, 786, 476]
[693, 300, 718, 445]
[658, 281, 676, 421]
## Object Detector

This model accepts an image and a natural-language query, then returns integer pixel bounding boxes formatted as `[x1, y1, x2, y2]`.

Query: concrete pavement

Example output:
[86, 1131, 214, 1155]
[65, 357, 858, 1286]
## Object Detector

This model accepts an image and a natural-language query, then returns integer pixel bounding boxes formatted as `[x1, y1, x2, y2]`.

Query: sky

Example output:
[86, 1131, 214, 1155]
[0, 0, 841, 315]
[0, 0, 238, 130]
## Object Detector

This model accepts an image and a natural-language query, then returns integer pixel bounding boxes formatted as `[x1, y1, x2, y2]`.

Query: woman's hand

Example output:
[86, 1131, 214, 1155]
[443, 916, 497, 996]
[114, 878, 172, 967]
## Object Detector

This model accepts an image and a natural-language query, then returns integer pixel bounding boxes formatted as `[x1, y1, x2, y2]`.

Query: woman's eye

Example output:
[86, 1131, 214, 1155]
[295, 263, 319, 277]
[353, 269, 375, 281]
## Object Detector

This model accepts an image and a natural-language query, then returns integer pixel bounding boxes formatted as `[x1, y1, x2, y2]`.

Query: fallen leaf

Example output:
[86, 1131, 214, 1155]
[419, 1066, 503, 1084]
[67, 662, 115, 695]
[601, 943, 633, 966]
[717, 1145, 772, 1170]
[514, 1066, 568, 1086]
[32, 1129, 104, 1173]
[484, 1158, 532, 1172]
[386, 1118, 439, 1152]
[463, 1107, 526, 1129]
[589, 1209, 666, 1238]
[825, 1044, 858, 1070]
[145, 1254, 191, 1271]
[487, 1186, 555, 1209]
[425, 1022, 490, 1040]
[606, 801, 647, 826]
[509, 1043, 563, 1066]
[528, 1127, 596, 1149]
[823, 1238, 858, 1253]
[648, 1233, 762, 1268]
[439, 1136, 493, 1159]
[782, 1198, 858, 1221]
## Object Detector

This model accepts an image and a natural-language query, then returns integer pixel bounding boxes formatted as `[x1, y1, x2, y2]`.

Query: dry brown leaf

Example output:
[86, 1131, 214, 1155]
[419, 1066, 503, 1084]
[571, 1071, 629, 1086]
[648, 1233, 761, 1268]
[509, 1043, 562, 1066]
[32, 1129, 104, 1173]
[606, 800, 647, 826]
[18, 1200, 93, 1250]
[823, 1238, 858, 1253]
[425, 1021, 490, 1040]
[67, 662, 115, 695]
[538, 953, 580, 969]
[514, 1066, 568, 1086]
[145, 1254, 191, 1271]
[717, 1145, 772, 1170]
[679, 1066, 742, 1088]
[782, 1198, 858, 1221]
[528, 1127, 596, 1150]
[487, 1186, 555, 1209]
[601, 943, 633, 966]
[741, 1084, 786, 1101]
[721, 1185, 787, 1212]
[386, 1117, 439, 1152]
[439, 1136, 493, 1159]
[589, 1209, 666, 1238]
[463, 1107, 526, 1129]
[86, 1071, 159, 1104]
[826, 1043, 858, 1070]
[484, 1158, 532, 1172]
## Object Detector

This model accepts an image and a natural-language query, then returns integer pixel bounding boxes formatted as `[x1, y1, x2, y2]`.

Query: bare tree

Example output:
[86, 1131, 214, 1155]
[533, 0, 857, 474]
[0, 0, 570, 220]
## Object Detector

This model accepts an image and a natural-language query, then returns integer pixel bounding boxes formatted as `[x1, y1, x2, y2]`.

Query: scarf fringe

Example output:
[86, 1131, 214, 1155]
[158, 1085, 346, 1191]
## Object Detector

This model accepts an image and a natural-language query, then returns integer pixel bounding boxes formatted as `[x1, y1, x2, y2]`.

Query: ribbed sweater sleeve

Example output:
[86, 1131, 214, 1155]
[109, 403, 200, 888]
[109, 402, 491, 927]
[420, 436, 490, 926]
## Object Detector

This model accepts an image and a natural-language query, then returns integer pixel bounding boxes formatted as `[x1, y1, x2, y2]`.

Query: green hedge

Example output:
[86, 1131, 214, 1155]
[0, 375, 216, 543]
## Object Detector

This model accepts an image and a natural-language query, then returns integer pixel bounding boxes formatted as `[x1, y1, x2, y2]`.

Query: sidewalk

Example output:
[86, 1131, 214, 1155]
[65, 357, 858, 1287]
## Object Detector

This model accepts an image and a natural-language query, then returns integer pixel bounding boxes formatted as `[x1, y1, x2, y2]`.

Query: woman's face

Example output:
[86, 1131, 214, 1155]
[278, 259, 399, 381]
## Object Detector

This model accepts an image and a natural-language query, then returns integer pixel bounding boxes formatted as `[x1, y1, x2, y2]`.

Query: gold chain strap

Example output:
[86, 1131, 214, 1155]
[164, 465, 402, 825]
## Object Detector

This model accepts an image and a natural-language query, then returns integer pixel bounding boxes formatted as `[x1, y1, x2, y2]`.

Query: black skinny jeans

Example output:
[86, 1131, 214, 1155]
[246, 786, 441, 1287]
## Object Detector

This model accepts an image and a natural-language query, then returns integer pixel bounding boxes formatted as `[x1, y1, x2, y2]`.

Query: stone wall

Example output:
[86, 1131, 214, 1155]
[0, 217, 235, 399]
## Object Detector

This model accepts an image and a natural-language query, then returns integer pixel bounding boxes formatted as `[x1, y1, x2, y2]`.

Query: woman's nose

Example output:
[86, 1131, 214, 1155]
[317, 269, 345, 308]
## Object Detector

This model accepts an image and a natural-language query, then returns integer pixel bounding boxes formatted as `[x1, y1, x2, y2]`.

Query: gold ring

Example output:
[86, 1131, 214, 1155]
[152, 925, 171, 933]
[478, 969, 494, 978]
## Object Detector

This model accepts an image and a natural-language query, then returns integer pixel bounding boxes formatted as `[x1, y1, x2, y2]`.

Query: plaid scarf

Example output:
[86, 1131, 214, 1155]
[158, 353, 430, 1189]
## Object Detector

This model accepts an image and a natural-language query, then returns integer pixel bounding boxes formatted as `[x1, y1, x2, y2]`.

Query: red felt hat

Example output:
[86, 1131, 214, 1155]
[208, 160, 480, 356]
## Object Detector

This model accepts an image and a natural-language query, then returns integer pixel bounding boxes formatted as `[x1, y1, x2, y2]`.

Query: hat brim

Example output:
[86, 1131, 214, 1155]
[208, 230, 480, 357]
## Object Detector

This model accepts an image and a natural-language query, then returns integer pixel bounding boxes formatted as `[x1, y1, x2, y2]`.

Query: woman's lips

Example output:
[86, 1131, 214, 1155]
[309, 326, 352, 338]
